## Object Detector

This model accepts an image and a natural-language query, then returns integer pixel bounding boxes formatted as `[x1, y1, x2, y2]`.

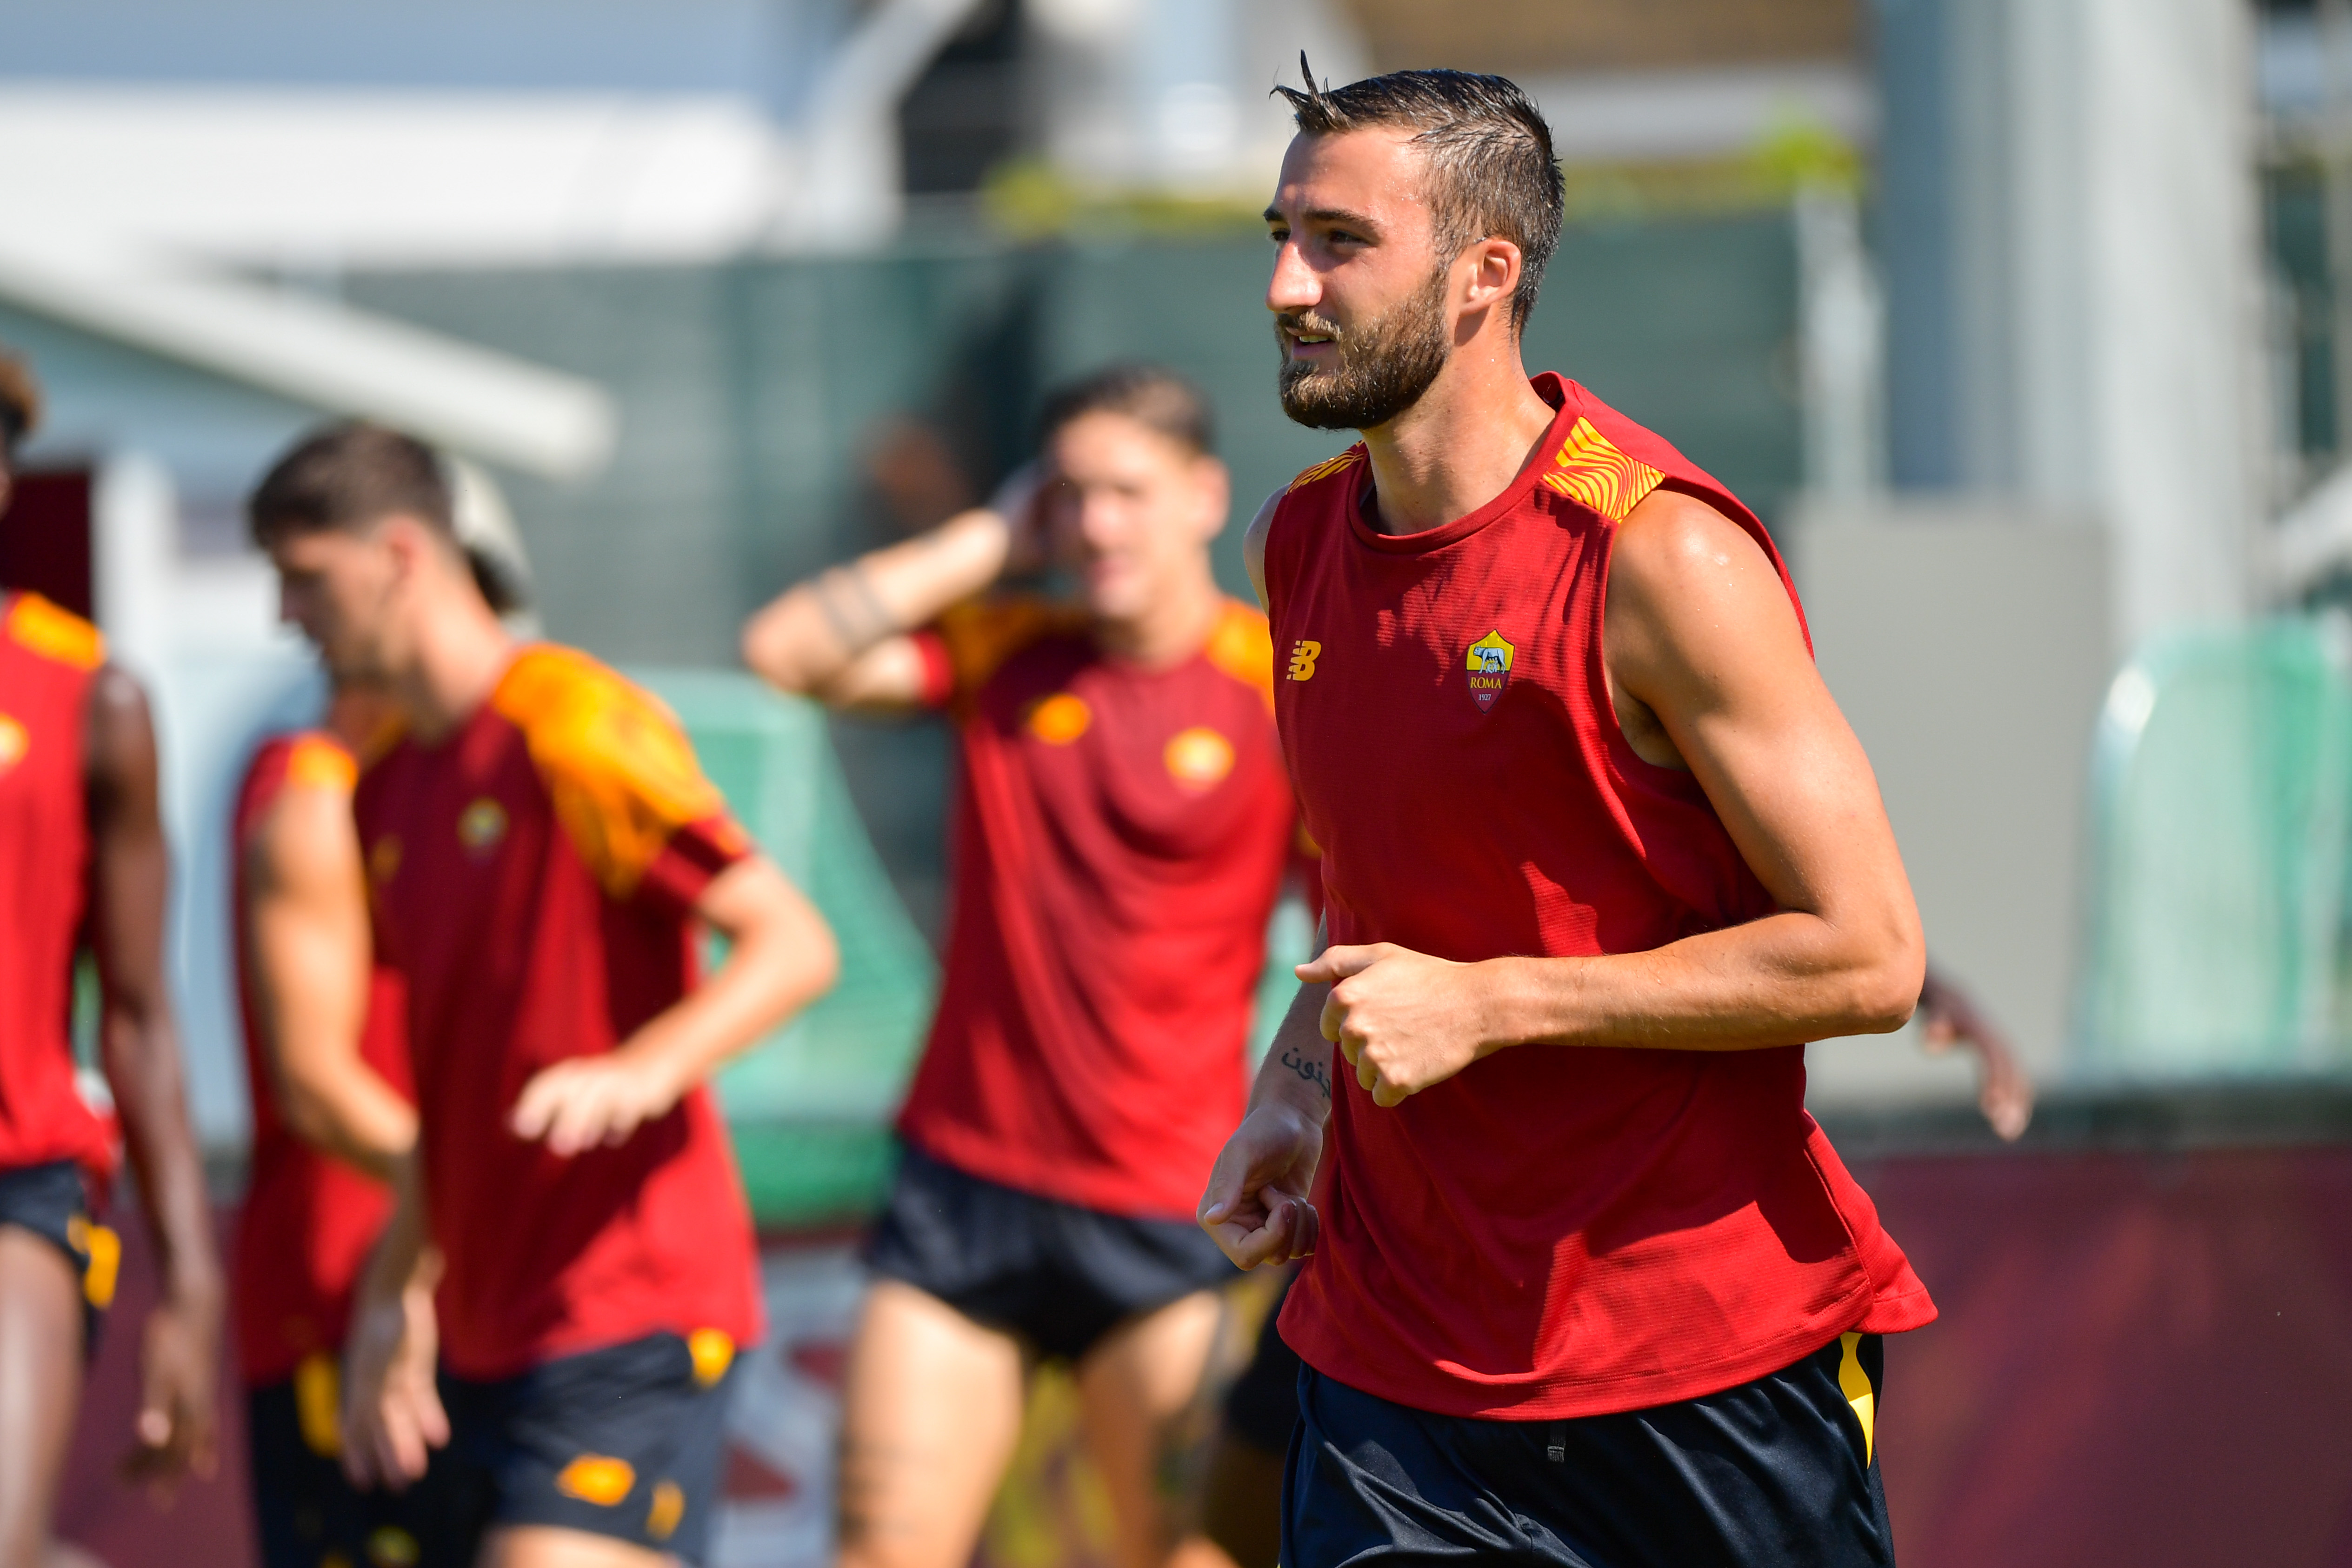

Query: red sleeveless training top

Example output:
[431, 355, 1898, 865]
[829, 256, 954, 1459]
[0, 593, 117, 1180]
[231, 732, 413, 1386]
[1265, 375, 1933, 1421]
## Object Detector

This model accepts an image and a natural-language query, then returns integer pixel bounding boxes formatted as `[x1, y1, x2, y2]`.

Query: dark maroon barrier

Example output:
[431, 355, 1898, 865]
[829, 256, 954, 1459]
[1859, 1143, 2352, 1566]
[56, 1089, 2352, 1568]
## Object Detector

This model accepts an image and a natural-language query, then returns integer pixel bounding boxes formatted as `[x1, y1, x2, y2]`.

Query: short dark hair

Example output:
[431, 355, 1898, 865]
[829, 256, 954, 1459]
[0, 347, 42, 454]
[1275, 60, 1563, 332]
[249, 422, 453, 547]
[1037, 364, 1216, 457]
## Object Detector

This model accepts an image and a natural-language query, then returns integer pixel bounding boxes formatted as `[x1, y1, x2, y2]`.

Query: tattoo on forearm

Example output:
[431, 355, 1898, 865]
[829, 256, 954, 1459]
[1280, 1046, 1331, 1101]
[813, 562, 896, 656]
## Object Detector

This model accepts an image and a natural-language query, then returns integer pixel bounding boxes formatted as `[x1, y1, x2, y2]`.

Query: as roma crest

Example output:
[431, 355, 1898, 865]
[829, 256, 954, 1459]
[1465, 630, 1514, 713]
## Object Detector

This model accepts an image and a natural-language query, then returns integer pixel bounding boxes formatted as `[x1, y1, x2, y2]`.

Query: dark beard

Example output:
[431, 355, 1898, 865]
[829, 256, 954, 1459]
[1276, 267, 1452, 431]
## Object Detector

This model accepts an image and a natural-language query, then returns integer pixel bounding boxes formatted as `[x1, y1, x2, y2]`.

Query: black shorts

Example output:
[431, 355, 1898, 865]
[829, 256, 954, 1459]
[865, 1144, 1237, 1362]
[248, 1358, 470, 1568]
[0, 1159, 114, 1351]
[1284, 1334, 1895, 1568]
[1222, 1268, 1303, 1453]
[437, 1331, 740, 1567]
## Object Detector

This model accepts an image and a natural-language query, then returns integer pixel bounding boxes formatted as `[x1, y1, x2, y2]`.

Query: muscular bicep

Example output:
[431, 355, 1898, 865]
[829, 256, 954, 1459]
[1242, 488, 1282, 612]
[245, 786, 374, 1097]
[1603, 492, 1916, 931]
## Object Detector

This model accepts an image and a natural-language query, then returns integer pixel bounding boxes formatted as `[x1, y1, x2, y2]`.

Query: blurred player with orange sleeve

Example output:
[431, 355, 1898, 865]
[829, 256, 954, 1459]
[230, 685, 460, 1568]
[252, 422, 839, 1568]
[744, 366, 1298, 1568]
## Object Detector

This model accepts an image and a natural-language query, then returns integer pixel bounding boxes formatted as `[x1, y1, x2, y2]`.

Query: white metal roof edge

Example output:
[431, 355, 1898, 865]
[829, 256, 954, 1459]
[0, 226, 616, 480]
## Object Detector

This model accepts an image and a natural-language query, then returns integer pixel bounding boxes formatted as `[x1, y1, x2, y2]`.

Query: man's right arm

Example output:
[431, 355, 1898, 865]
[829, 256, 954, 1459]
[244, 777, 416, 1181]
[740, 504, 1018, 711]
[1198, 971, 1333, 1269]
[340, 1153, 445, 1489]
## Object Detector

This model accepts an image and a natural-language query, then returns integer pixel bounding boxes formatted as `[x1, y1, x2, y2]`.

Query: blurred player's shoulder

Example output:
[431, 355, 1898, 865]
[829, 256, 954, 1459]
[1202, 600, 1275, 711]
[240, 730, 355, 814]
[933, 593, 1089, 694]
[487, 642, 732, 897]
[3, 591, 104, 670]
[283, 731, 359, 793]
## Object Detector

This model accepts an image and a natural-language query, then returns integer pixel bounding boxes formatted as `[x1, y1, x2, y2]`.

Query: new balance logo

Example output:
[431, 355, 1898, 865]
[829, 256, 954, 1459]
[1286, 639, 1322, 681]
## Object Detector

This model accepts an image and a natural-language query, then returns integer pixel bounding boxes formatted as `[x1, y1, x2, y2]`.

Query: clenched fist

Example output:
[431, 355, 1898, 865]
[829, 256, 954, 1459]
[1298, 944, 1504, 1108]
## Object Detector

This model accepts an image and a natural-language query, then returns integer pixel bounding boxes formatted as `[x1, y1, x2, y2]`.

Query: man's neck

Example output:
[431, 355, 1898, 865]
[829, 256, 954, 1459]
[394, 594, 516, 745]
[1359, 343, 1559, 537]
[1093, 563, 1226, 668]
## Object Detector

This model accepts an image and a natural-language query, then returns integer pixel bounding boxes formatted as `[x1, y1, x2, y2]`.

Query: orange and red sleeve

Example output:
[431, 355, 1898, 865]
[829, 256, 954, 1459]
[494, 648, 754, 919]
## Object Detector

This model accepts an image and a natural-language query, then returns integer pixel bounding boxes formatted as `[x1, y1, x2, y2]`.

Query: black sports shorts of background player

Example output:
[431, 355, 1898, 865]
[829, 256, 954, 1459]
[0, 1160, 114, 1350]
[866, 1143, 1236, 1362]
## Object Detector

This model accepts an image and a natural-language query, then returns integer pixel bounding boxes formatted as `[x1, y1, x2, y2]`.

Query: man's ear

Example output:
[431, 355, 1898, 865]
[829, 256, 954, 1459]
[1461, 238, 1523, 320]
[378, 513, 450, 585]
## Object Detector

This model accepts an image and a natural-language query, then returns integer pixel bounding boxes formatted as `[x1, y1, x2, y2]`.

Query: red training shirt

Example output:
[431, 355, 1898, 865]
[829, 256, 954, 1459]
[0, 592, 117, 1180]
[1266, 374, 1935, 1421]
[897, 597, 1296, 1220]
[354, 645, 763, 1380]
[231, 731, 413, 1387]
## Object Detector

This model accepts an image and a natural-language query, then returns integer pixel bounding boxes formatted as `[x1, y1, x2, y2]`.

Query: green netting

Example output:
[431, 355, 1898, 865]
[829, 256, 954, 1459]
[630, 670, 939, 1225]
[2074, 619, 2352, 1075]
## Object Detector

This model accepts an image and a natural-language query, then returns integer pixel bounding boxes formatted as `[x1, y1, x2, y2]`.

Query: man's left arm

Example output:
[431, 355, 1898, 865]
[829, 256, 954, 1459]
[1306, 490, 1926, 1107]
[509, 854, 840, 1154]
[85, 667, 224, 1484]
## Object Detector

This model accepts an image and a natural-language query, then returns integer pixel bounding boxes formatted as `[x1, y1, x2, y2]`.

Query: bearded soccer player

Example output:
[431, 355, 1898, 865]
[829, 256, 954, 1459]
[0, 347, 222, 1562]
[742, 367, 1295, 1568]
[1196, 68, 1934, 1568]
[252, 423, 840, 1568]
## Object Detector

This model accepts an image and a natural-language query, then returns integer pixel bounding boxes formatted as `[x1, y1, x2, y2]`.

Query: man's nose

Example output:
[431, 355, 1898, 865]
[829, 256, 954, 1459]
[1268, 238, 1320, 315]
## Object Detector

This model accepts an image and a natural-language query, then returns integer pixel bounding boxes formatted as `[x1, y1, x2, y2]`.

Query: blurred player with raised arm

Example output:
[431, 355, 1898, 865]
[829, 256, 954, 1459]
[1197, 67, 1935, 1567]
[743, 367, 1297, 1568]
[0, 345, 223, 1563]
[253, 423, 839, 1568]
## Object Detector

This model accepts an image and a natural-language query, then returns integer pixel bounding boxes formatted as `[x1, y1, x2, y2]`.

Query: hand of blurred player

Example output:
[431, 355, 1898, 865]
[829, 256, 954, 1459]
[1916, 967, 2033, 1141]
[342, 1271, 447, 1490]
[119, 1291, 221, 1494]
[509, 1051, 682, 1156]
[1299, 944, 1494, 1108]
[1198, 1102, 1324, 1270]
[987, 461, 1051, 575]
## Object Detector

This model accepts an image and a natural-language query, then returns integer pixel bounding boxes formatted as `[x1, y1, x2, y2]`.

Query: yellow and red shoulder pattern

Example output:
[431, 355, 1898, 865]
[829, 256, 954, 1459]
[283, 732, 359, 794]
[3, 593, 104, 671]
[1286, 447, 1367, 494]
[930, 595, 1090, 705]
[1201, 600, 1275, 713]
[1539, 417, 1666, 523]
[488, 645, 743, 900]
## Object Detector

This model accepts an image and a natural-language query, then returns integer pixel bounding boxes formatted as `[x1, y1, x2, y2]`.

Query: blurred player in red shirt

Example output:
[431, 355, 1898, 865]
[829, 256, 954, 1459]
[253, 423, 839, 1568]
[0, 345, 222, 1561]
[231, 687, 456, 1568]
[743, 367, 1297, 1568]
[1198, 67, 1933, 1567]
